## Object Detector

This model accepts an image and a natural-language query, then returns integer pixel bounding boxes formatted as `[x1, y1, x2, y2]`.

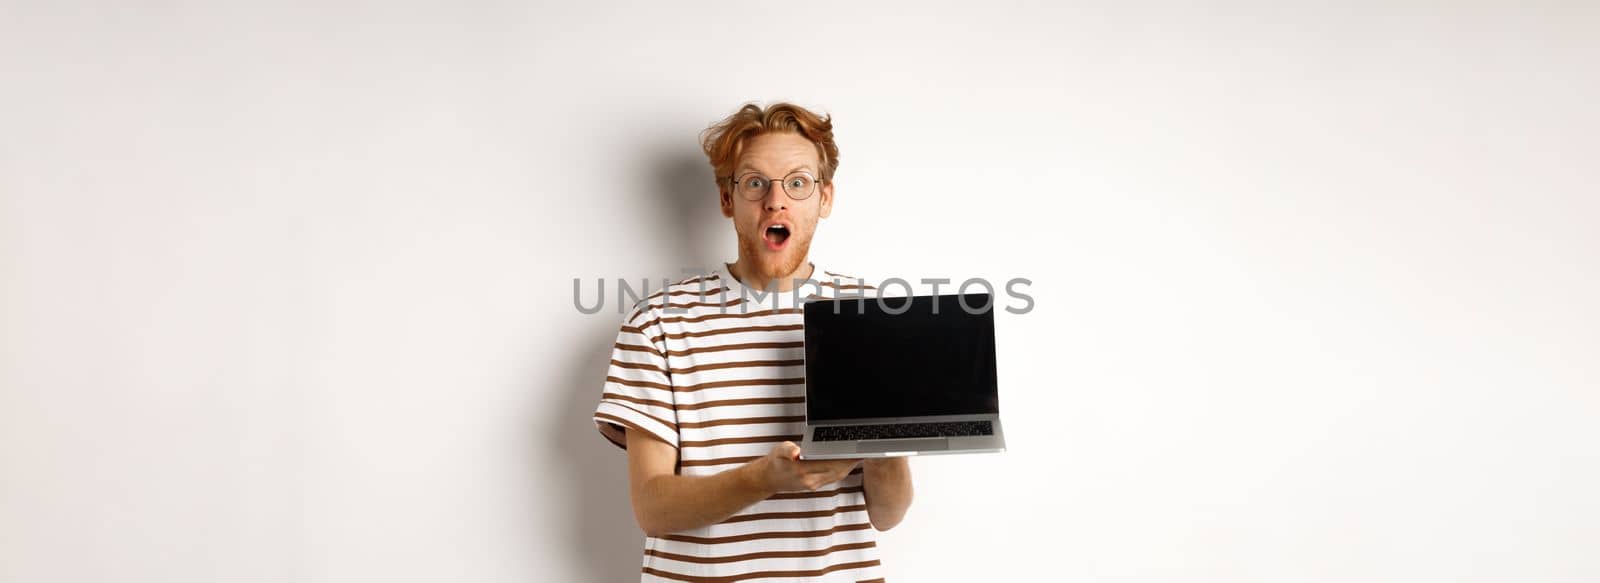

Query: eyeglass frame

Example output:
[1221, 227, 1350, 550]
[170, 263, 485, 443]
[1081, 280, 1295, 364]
[726, 170, 827, 201]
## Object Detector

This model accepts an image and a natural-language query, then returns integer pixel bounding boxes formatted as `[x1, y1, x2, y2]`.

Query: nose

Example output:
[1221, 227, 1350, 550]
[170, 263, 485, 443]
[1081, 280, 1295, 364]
[762, 181, 788, 212]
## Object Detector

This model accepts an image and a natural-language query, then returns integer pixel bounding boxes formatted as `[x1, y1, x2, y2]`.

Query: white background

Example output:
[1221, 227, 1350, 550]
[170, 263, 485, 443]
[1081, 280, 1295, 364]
[3, 1, 1597, 581]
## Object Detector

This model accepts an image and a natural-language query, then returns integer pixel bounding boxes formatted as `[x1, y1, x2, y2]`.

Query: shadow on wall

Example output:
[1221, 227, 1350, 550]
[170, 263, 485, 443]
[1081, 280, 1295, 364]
[543, 142, 722, 581]
[653, 140, 728, 273]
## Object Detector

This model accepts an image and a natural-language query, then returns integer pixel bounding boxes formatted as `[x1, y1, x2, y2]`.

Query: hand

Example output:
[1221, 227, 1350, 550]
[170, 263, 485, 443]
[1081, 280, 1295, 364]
[756, 441, 862, 492]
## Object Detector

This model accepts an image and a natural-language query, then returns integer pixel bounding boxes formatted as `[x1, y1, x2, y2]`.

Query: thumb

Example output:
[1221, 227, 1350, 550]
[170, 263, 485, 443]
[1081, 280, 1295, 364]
[774, 441, 802, 460]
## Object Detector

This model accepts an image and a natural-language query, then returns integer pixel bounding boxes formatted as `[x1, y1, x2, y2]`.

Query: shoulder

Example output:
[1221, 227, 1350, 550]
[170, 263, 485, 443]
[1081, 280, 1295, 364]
[622, 272, 729, 328]
[816, 269, 877, 295]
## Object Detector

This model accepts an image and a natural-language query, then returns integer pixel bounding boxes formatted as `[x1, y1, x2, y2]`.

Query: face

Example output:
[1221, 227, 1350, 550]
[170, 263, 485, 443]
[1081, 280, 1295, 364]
[720, 132, 834, 284]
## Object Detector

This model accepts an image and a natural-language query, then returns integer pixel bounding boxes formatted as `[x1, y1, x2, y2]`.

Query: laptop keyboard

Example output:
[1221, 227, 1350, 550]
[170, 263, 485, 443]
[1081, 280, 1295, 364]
[813, 420, 993, 442]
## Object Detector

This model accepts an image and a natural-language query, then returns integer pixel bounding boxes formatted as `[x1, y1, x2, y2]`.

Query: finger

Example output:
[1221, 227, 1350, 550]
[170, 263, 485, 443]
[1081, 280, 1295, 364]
[802, 460, 859, 475]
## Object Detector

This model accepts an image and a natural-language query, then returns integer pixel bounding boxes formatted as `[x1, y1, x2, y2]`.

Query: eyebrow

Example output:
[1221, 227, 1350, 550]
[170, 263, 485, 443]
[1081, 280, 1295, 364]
[734, 165, 815, 176]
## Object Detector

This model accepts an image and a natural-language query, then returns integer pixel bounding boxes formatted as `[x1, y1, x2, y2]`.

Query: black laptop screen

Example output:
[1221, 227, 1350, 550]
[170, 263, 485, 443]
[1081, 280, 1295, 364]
[803, 294, 999, 422]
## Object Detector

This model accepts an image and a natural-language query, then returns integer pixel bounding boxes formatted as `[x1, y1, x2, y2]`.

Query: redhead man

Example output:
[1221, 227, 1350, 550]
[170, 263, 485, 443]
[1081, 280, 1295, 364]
[593, 102, 913, 582]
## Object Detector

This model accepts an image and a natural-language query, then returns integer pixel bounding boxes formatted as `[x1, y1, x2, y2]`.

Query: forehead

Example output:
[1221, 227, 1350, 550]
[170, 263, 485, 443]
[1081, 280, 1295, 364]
[736, 132, 819, 173]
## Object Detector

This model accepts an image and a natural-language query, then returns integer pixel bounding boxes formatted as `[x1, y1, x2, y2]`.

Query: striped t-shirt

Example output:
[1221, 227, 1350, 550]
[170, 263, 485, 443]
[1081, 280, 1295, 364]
[593, 265, 885, 583]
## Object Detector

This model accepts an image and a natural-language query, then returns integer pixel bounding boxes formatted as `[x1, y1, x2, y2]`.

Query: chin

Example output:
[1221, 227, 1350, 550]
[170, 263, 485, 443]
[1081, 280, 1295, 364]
[750, 255, 795, 280]
[739, 234, 812, 283]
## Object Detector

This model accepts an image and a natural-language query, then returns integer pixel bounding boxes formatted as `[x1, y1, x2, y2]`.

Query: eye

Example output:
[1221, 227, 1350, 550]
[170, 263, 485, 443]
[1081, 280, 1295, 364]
[743, 176, 768, 189]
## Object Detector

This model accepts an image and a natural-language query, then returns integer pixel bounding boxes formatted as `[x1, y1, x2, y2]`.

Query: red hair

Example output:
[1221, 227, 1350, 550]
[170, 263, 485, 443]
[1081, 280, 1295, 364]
[699, 102, 840, 191]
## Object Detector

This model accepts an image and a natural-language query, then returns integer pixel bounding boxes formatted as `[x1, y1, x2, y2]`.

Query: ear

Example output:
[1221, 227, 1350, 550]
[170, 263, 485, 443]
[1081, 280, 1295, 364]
[818, 180, 834, 219]
[719, 186, 736, 218]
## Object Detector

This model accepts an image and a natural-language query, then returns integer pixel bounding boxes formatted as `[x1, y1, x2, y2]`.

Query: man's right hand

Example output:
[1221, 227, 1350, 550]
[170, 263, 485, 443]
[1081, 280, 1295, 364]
[626, 431, 863, 535]
[755, 441, 862, 492]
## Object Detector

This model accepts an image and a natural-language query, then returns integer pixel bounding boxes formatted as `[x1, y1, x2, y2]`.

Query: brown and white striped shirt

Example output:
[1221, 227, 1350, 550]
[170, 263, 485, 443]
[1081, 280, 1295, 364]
[593, 265, 886, 583]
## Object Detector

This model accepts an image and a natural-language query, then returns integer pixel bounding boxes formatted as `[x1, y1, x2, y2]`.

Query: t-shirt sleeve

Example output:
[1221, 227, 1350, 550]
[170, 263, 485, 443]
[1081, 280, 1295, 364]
[593, 305, 678, 450]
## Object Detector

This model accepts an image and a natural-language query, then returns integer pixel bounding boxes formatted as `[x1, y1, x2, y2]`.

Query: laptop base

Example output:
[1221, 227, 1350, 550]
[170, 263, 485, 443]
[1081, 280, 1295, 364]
[797, 414, 1006, 460]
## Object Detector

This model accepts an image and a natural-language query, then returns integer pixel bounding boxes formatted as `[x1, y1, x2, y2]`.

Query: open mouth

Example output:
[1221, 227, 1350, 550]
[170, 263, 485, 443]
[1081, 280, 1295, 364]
[763, 224, 791, 249]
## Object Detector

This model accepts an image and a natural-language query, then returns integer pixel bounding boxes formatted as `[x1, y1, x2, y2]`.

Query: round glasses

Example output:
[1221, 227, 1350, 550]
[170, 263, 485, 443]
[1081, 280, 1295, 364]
[731, 171, 823, 201]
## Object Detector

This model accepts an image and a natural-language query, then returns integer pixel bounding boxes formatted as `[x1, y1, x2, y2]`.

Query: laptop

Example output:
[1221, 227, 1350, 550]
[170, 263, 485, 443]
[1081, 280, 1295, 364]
[798, 293, 1007, 459]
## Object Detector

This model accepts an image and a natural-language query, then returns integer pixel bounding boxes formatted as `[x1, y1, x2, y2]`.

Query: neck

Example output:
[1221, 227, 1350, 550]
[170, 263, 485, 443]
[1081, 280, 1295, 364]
[727, 257, 814, 292]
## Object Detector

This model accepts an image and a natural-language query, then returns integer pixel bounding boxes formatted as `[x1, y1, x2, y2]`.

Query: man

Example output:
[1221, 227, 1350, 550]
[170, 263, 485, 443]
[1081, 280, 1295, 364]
[593, 102, 914, 582]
